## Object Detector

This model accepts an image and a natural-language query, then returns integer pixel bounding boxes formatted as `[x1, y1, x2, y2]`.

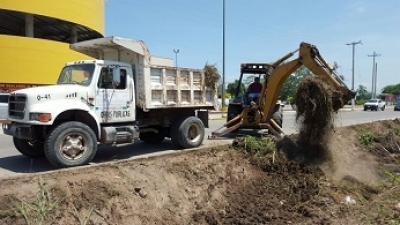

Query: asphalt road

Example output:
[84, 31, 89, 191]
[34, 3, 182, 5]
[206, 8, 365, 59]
[0, 106, 399, 178]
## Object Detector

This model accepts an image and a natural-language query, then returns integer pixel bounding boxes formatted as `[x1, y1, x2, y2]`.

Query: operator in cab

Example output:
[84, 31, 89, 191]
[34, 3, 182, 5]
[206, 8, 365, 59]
[247, 77, 262, 104]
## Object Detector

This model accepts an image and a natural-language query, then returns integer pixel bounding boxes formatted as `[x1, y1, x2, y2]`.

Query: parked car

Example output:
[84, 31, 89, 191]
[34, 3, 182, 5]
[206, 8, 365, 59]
[394, 102, 400, 111]
[363, 99, 386, 111]
[0, 93, 9, 119]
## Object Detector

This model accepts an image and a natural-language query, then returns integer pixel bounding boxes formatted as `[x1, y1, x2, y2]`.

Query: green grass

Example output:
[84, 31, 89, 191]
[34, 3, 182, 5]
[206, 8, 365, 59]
[6, 181, 64, 225]
[358, 129, 374, 147]
[233, 135, 276, 156]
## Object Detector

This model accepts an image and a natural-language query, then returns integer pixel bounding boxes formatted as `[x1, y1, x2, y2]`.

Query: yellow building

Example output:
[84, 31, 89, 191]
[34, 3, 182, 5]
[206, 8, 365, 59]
[0, 0, 104, 91]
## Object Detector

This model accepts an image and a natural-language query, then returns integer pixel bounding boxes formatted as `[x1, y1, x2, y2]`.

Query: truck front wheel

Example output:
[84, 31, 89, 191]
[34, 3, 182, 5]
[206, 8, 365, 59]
[171, 116, 205, 149]
[13, 137, 45, 158]
[45, 121, 97, 168]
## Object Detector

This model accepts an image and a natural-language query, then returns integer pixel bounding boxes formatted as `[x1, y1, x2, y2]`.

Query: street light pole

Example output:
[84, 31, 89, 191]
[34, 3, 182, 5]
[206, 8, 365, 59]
[221, 0, 226, 108]
[368, 51, 381, 99]
[173, 49, 179, 67]
[346, 40, 362, 110]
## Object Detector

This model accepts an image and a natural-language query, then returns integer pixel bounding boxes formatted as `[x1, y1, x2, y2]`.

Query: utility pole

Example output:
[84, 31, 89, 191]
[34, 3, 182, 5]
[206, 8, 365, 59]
[346, 40, 362, 110]
[221, 0, 226, 109]
[173, 49, 179, 67]
[368, 51, 381, 99]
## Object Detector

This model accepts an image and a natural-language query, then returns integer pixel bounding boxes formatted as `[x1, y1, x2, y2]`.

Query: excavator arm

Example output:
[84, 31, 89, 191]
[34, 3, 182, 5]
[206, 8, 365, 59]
[261, 42, 355, 125]
[210, 42, 356, 139]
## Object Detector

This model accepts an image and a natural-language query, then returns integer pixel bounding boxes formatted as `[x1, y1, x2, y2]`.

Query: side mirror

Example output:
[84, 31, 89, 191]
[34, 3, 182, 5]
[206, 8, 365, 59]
[112, 67, 120, 87]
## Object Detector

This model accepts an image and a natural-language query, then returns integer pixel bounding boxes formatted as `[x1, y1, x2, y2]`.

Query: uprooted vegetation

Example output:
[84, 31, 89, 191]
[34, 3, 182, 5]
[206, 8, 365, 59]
[0, 119, 400, 224]
[294, 76, 345, 162]
[203, 63, 220, 88]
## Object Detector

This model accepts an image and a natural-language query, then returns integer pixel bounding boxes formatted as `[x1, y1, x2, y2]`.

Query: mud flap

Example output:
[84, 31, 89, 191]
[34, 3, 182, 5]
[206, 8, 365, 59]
[197, 110, 209, 128]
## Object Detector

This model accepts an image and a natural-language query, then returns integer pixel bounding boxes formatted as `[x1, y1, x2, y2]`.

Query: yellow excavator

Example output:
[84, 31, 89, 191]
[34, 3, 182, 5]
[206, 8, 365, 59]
[210, 42, 356, 139]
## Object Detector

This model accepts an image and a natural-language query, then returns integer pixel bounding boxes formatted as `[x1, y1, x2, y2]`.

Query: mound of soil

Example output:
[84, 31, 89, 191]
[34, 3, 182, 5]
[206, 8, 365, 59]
[1, 120, 400, 225]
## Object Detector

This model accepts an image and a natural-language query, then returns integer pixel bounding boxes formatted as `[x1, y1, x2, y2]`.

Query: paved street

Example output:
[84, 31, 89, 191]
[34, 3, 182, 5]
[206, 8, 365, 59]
[0, 106, 398, 178]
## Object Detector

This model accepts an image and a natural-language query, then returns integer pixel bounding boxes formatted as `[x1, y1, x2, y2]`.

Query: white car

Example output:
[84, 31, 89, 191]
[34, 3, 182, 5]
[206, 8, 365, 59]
[363, 99, 385, 111]
[0, 93, 9, 119]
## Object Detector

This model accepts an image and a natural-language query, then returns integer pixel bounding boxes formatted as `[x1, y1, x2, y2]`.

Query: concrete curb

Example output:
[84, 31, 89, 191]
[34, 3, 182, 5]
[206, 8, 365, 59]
[208, 105, 373, 120]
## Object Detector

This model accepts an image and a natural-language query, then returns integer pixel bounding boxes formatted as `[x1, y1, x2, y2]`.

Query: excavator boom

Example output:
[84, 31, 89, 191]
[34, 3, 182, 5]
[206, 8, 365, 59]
[261, 42, 355, 124]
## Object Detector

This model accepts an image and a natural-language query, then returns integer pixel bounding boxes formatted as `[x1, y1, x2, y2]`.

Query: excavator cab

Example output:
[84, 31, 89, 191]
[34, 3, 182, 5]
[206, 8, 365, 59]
[227, 63, 283, 126]
[210, 42, 356, 140]
[229, 64, 268, 106]
[223, 63, 284, 138]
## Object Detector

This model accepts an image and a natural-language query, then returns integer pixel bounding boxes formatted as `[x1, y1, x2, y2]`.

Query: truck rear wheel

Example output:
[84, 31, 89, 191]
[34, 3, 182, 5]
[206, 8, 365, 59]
[13, 137, 45, 158]
[171, 116, 205, 149]
[140, 127, 165, 144]
[45, 121, 97, 168]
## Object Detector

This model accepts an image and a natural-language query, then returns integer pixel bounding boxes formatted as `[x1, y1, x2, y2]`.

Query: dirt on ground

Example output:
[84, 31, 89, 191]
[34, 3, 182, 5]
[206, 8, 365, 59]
[1, 119, 400, 225]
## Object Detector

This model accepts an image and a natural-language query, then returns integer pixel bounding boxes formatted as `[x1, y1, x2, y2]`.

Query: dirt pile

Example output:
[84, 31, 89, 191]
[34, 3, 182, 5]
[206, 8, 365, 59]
[0, 120, 400, 224]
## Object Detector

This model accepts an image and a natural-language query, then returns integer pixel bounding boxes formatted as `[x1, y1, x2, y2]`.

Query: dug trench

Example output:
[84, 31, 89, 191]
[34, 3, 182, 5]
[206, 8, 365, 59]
[1, 81, 400, 224]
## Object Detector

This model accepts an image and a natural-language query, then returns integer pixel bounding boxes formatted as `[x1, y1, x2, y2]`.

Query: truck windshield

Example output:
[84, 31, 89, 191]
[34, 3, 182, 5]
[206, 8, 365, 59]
[57, 64, 95, 86]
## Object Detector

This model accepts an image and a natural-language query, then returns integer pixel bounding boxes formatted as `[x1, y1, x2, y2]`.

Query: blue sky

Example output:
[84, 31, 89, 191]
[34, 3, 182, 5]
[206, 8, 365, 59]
[105, 0, 399, 94]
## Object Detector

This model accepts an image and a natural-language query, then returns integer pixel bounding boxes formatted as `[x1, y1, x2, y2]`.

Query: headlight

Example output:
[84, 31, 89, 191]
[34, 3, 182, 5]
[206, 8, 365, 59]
[29, 113, 52, 122]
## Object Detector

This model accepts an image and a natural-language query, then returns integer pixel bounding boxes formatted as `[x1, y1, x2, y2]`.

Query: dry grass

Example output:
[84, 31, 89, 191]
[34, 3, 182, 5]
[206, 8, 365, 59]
[203, 63, 220, 88]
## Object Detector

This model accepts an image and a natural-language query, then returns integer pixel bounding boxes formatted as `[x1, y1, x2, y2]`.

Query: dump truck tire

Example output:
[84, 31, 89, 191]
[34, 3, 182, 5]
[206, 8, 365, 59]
[45, 121, 97, 168]
[171, 116, 205, 149]
[13, 137, 45, 158]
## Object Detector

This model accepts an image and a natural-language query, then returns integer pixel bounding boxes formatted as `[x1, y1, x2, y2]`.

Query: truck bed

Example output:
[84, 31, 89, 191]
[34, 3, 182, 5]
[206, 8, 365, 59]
[141, 65, 216, 110]
[70, 36, 218, 111]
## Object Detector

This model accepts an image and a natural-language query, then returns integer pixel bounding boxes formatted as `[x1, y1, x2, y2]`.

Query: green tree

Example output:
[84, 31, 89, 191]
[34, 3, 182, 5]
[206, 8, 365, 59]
[356, 84, 369, 100]
[382, 84, 400, 95]
[280, 65, 313, 102]
[226, 80, 246, 97]
[355, 84, 372, 104]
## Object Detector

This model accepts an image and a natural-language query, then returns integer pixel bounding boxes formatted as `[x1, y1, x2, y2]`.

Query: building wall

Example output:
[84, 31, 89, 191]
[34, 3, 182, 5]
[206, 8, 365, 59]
[0, 0, 104, 91]
[0, 36, 93, 89]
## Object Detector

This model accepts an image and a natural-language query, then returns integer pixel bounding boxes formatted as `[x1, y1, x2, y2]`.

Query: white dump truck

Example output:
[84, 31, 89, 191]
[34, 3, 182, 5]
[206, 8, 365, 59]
[2, 37, 217, 168]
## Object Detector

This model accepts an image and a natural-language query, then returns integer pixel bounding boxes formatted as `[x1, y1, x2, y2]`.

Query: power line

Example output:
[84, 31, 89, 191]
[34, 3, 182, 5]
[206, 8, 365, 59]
[368, 51, 381, 98]
[346, 40, 362, 110]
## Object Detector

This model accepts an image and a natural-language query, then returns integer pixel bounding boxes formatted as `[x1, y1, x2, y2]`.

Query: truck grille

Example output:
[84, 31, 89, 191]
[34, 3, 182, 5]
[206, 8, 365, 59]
[8, 93, 26, 119]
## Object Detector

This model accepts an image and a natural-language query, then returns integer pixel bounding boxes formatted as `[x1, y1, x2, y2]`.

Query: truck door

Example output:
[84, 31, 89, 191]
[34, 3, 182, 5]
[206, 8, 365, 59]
[95, 67, 135, 123]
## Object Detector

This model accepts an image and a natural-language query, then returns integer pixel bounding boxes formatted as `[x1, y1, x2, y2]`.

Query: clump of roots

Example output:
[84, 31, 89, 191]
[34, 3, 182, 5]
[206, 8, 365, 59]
[204, 63, 221, 88]
[294, 76, 342, 162]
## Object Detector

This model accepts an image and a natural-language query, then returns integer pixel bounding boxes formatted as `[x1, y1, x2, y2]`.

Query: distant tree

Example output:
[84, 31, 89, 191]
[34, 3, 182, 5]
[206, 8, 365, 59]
[355, 84, 372, 104]
[382, 84, 400, 95]
[356, 84, 369, 100]
[226, 80, 246, 97]
[280, 65, 313, 101]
